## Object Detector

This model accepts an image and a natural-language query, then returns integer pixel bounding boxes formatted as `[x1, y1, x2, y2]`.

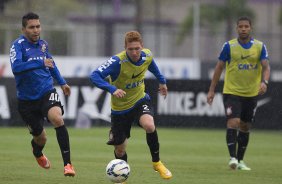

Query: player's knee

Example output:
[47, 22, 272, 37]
[140, 116, 155, 132]
[227, 118, 240, 129]
[240, 121, 251, 132]
[39, 136, 47, 145]
[34, 133, 47, 145]
[144, 123, 155, 133]
[49, 115, 64, 127]
[115, 148, 126, 158]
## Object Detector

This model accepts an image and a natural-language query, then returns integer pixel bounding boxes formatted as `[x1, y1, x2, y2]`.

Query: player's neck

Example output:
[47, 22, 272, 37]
[238, 37, 251, 44]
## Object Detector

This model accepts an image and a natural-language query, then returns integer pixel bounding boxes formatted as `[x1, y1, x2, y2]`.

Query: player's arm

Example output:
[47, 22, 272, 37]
[44, 46, 70, 96]
[207, 42, 229, 105]
[46, 55, 66, 86]
[49, 61, 71, 96]
[148, 59, 167, 98]
[258, 44, 271, 95]
[10, 43, 44, 74]
[207, 60, 225, 105]
[90, 56, 122, 95]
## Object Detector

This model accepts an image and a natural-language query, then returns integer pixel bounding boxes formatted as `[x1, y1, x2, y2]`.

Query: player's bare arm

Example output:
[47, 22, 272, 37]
[113, 89, 126, 98]
[258, 59, 271, 95]
[159, 84, 168, 99]
[207, 61, 225, 105]
[61, 84, 71, 96]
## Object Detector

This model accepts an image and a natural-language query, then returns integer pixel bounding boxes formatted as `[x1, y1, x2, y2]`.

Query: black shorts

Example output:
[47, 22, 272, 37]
[109, 99, 154, 145]
[223, 94, 257, 123]
[18, 89, 64, 136]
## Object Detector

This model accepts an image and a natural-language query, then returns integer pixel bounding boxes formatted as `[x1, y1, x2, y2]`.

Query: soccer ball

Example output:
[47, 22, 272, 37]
[106, 159, 130, 183]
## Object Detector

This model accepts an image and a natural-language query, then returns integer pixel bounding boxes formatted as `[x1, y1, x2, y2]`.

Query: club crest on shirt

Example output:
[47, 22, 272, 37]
[226, 106, 232, 116]
[41, 43, 47, 53]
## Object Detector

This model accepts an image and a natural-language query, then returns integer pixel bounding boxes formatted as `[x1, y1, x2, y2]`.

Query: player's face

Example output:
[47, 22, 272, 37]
[125, 41, 143, 62]
[22, 19, 41, 43]
[237, 20, 252, 41]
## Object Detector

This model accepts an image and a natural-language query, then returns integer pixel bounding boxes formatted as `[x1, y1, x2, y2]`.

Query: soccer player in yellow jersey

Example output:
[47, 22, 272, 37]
[207, 17, 270, 171]
[90, 31, 172, 180]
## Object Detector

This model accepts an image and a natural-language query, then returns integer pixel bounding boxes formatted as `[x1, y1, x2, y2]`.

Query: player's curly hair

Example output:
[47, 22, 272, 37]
[124, 31, 143, 47]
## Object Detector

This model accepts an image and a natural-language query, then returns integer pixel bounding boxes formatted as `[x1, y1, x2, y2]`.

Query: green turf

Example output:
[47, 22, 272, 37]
[0, 127, 281, 184]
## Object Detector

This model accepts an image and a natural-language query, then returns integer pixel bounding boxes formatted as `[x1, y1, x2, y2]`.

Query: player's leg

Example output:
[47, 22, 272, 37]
[236, 121, 251, 170]
[32, 129, 51, 169]
[43, 89, 75, 176]
[114, 139, 128, 162]
[138, 101, 172, 179]
[47, 106, 75, 176]
[226, 118, 240, 169]
[223, 94, 241, 169]
[18, 99, 51, 169]
[139, 114, 159, 161]
[109, 114, 131, 162]
[237, 96, 257, 170]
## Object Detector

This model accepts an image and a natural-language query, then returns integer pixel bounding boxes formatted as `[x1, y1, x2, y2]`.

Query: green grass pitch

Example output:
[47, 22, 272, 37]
[0, 127, 281, 184]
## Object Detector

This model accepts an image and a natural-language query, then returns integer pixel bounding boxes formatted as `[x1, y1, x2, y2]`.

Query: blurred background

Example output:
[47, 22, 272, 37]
[0, 0, 282, 128]
[0, 0, 282, 60]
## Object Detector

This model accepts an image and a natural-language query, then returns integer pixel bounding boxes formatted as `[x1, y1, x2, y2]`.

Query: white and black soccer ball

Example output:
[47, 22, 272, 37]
[106, 159, 130, 183]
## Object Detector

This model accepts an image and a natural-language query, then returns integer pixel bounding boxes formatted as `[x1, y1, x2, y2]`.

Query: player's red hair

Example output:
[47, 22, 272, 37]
[124, 31, 143, 47]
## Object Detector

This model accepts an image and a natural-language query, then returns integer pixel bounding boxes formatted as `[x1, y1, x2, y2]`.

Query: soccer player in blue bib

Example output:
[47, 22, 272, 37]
[9, 12, 75, 176]
[90, 31, 172, 180]
[207, 17, 270, 170]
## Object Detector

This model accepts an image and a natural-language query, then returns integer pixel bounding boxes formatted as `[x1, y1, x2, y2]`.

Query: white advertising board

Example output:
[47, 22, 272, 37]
[0, 55, 200, 79]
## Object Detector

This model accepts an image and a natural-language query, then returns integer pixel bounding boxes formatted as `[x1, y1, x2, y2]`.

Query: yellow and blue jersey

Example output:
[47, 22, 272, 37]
[218, 38, 269, 97]
[90, 48, 166, 114]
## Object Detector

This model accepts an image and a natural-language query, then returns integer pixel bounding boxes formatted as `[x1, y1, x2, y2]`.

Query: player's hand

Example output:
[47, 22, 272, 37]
[44, 58, 54, 68]
[61, 84, 71, 96]
[258, 82, 267, 95]
[207, 91, 215, 105]
[113, 89, 126, 98]
[159, 84, 168, 99]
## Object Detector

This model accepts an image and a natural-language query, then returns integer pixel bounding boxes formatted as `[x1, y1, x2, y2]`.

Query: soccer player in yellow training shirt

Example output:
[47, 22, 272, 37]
[90, 31, 172, 180]
[207, 17, 270, 171]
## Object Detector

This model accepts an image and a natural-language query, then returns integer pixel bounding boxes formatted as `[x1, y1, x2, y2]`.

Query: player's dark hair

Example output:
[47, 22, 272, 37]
[237, 16, 252, 26]
[22, 12, 39, 28]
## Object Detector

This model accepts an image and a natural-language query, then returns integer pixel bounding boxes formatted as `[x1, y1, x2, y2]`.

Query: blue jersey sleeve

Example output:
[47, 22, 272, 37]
[44, 45, 66, 85]
[49, 61, 66, 85]
[260, 44, 269, 61]
[218, 42, 230, 62]
[90, 56, 120, 94]
[10, 41, 44, 74]
[148, 59, 166, 84]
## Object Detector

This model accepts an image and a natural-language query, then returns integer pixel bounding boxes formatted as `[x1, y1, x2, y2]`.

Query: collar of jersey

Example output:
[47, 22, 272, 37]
[20, 35, 40, 46]
[126, 51, 146, 66]
[237, 37, 254, 49]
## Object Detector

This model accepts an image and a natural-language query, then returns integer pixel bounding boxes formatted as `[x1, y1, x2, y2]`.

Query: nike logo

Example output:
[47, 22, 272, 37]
[254, 97, 271, 115]
[132, 69, 145, 79]
[26, 48, 30, 51]
[257, 97, 271, 107]
[63, 150, 70, 154]
[241, 54, 254, 60]
[119, 166, 129, 171]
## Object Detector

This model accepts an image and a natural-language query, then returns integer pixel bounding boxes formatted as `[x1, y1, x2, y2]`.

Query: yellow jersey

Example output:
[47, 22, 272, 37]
[223, 39, 263, 97]
[110, 49, 153, 111]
